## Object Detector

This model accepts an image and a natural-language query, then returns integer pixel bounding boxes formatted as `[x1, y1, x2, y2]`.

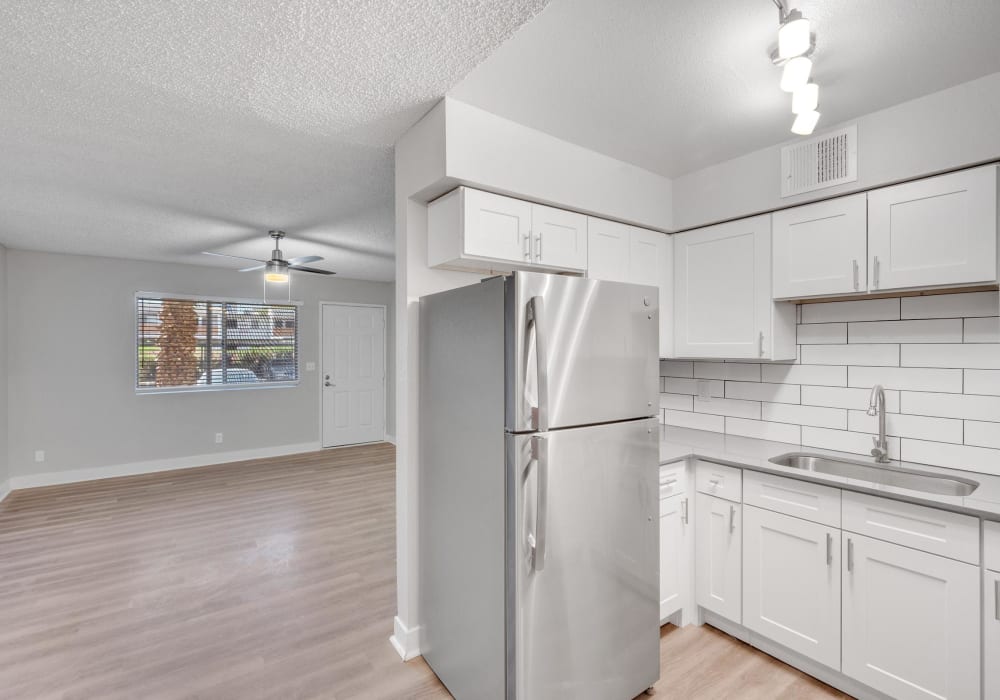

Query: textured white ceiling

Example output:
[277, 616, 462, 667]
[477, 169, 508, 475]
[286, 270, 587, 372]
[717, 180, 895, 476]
[451, 0, 1000, 178]
[0, 0, 548, 281]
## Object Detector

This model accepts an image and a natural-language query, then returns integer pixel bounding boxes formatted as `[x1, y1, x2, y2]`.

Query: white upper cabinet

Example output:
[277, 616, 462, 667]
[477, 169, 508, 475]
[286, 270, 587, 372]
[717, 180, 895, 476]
[428, 187, 588, 273]
[587, 219, 673, 358]
[674, 214, 795, 360]
[743, 506, 841, 670]
[586, 218, 631, 283]
[772, 193, 868, 299]
[842, 533, 980, 700]
[868, 165, 998, 291]
[531, 204, 588, 271]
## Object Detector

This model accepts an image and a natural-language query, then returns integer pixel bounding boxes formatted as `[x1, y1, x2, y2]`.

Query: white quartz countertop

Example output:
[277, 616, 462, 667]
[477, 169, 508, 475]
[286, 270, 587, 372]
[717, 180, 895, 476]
[658, 425, 1000, 521]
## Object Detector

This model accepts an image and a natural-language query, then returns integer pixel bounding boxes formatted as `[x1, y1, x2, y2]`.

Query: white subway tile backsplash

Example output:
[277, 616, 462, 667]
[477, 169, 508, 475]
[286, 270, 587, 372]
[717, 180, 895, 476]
[963, 317, 1000, 343]
[966, 370, 1000, 396]
[797, 323, 847, 344]
[660, 360, 693, 378]
[801, 427, 900, 458]
[725, 418, 800, 444]
[725, 381, 801, 404]
[848, 366, 963, 393]
[901, 291, 999, 319]
[801, 298, 900, 324]
[762, 402, 847, 429]
[801, 344, 899, 367]
[693, 397, 761, 419]
[848, 319, 963, 344]
[900, 439, 1000, 476]
[965, 421, 1000, 450]
[902, 392, 1000, 422]
[658, 292, 1000, 476]
[662, 377, 724, 397]
[662, 409, 724, 432]
[660, 393, 694, 411]
[901, 344, 1000, 370]
[693, 362, 761, 382]
[847, 410, 964, 444]
[762, 364, 847, 387]
[801, 385, 900, 413]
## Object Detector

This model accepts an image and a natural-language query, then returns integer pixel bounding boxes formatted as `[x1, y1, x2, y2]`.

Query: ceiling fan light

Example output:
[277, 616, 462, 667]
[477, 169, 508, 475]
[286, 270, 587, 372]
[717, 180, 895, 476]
[778, 14, 811, 59]
[792, 83, 819, 114]
[780, 56, 812, 92]
[791, 109, 821, 136]
[265, 272, 289, 283]
[265, 260, 289, 284]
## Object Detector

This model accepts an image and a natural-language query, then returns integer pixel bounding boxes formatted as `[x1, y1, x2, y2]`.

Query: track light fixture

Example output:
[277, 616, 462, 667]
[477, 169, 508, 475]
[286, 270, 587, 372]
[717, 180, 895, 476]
[770, 1, 820, 135]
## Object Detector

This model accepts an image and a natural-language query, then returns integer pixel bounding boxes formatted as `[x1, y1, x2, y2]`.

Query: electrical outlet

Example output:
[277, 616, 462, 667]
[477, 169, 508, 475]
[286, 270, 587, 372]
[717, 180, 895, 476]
[305, 361, 316, 372]
[34, 450, 45, 463]
[215, 433, 224, 444]
[696, 380, 711, 403]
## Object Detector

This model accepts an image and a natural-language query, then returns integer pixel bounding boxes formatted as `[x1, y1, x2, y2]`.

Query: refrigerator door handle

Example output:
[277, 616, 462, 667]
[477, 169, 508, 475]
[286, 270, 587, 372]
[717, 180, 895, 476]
[532, 435, 548, 571]
[528, 295, 549, 432]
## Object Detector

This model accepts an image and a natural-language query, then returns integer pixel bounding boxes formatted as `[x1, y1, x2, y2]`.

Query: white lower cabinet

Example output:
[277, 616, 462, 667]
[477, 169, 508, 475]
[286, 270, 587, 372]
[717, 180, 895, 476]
[659, 493, 689, 622]
[842, 533, 980, 700]
[742, 505, 841, 670]
[987, 570, 1000, 700]
[695, 493, 741, 622]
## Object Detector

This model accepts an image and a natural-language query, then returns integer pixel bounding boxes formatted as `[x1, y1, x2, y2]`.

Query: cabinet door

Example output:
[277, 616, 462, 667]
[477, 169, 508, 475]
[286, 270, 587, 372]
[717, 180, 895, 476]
[673, 215, 771, 359]
[773, 193, 868, 298]
[695, 493, 741, 622]
[842, 534, 979, 700]
[462, 188, 532, 263]
[742, 506, 840, 669]
[630, 229, 673, 358]
[531, 204, 588, 271]
[660, 494, 689, 622]
[987, 570, 1000, 700]
[868, 165, 998, 291]
[586, 218, 630, 283]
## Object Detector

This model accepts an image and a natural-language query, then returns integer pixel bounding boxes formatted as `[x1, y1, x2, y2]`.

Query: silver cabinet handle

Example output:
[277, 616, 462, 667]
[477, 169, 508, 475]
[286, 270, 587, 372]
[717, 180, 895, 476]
[852, 259, 860, 290]
[872, 256, 880, 289]
[523, 233, 531, 260]
[681, 497, 689, 525]
[533, 435, 548, 572]
[847, 538, 854, 572]
[537, 232, 543, 261]
[661, 477, 678, 487]
[729, 504, 736, 534]
[995, 579, 999, 621]
[527, 296, 549, 432]
[708, 478, 720, 490]
[758, 331, 765, 357]
[826, 532, 833, 566]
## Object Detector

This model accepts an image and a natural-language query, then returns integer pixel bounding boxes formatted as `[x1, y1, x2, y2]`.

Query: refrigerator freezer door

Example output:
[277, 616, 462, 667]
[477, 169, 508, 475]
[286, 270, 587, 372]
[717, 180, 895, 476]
[508, 419, 659, 700]
[506, 272, 659, 433]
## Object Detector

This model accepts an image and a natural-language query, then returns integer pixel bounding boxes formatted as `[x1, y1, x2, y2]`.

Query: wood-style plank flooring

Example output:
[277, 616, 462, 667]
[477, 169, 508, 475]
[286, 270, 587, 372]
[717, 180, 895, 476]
[0, 444, 849, 699]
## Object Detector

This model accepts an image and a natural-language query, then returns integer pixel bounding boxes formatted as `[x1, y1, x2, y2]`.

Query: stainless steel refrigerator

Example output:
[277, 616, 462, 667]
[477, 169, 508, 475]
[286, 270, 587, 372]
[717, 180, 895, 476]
[420, 271, 660, 700]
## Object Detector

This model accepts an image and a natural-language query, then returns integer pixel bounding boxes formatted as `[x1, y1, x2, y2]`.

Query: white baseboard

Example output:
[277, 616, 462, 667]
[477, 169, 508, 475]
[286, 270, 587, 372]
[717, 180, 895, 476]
[389, 615, 422, 661]
[8, 441, 323, 491]
[384, 433, 396, 445]
[0, 479, 10, 504]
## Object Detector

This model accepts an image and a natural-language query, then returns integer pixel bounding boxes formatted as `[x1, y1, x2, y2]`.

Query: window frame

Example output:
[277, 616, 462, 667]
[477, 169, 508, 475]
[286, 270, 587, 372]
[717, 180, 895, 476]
[134, 291, 303, 395]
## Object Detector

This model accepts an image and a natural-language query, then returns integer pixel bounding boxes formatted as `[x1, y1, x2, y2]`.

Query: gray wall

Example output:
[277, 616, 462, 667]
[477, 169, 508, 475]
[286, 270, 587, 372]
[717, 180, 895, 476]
[6, 250, 394, 481]
[0, 245, 7, 489]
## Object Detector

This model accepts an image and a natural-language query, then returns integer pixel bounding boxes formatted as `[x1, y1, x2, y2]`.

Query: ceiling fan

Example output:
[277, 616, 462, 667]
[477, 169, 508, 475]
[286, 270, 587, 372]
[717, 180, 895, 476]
[202, 230, 335, 282]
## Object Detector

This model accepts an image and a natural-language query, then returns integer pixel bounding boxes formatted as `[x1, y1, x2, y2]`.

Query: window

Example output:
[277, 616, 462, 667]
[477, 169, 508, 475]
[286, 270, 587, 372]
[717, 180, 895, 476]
[136, 296, 298, 391]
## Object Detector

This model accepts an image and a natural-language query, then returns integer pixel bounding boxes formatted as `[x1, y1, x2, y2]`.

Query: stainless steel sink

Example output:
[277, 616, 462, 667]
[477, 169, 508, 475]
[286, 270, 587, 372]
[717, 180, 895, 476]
[768, 452, 979, 496]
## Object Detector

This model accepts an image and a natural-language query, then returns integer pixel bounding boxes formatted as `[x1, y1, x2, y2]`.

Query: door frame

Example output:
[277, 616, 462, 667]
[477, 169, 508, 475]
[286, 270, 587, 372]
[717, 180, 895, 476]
[318, 301, 388, 448]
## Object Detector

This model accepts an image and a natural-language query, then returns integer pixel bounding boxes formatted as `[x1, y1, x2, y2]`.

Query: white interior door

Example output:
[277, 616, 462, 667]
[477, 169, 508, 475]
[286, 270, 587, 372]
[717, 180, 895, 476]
[322, 303, 386, 447]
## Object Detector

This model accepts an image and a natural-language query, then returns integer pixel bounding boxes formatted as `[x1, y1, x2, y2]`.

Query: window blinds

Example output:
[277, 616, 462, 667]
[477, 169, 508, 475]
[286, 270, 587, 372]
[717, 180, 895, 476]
[136, 297, 298, 390]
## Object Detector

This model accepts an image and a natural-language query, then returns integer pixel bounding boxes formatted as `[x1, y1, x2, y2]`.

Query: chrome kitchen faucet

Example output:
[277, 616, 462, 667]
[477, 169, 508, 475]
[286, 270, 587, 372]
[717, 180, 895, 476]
[867, 384, 891, 463]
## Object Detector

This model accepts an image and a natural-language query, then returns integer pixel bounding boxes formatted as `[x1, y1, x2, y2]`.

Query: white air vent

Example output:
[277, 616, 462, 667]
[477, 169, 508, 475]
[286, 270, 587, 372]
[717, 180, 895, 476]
[781, 124, 858, 197]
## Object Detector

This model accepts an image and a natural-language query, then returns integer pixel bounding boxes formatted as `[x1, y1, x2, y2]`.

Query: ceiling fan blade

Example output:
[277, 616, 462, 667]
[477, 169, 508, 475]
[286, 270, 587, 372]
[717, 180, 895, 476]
[286, 255, 323, 265]
[290, 265, 336, 275]
[240, 264, 266, 272]
[202, 251, 267, 264]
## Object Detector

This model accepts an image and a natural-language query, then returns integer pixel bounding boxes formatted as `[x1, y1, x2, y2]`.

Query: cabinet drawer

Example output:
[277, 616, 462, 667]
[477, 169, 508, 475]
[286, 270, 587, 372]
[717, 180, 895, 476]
[659, 462, 687, 499]
[743, 471, 841, 528]
[986, 520, 1000, 572]
[842, 492, 980, 564]
[696, 461, 742, 502]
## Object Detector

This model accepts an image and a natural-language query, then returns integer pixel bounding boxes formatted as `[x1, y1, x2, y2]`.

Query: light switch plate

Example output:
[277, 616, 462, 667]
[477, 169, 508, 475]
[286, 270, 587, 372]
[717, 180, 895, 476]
[305, 362, 316, 371]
